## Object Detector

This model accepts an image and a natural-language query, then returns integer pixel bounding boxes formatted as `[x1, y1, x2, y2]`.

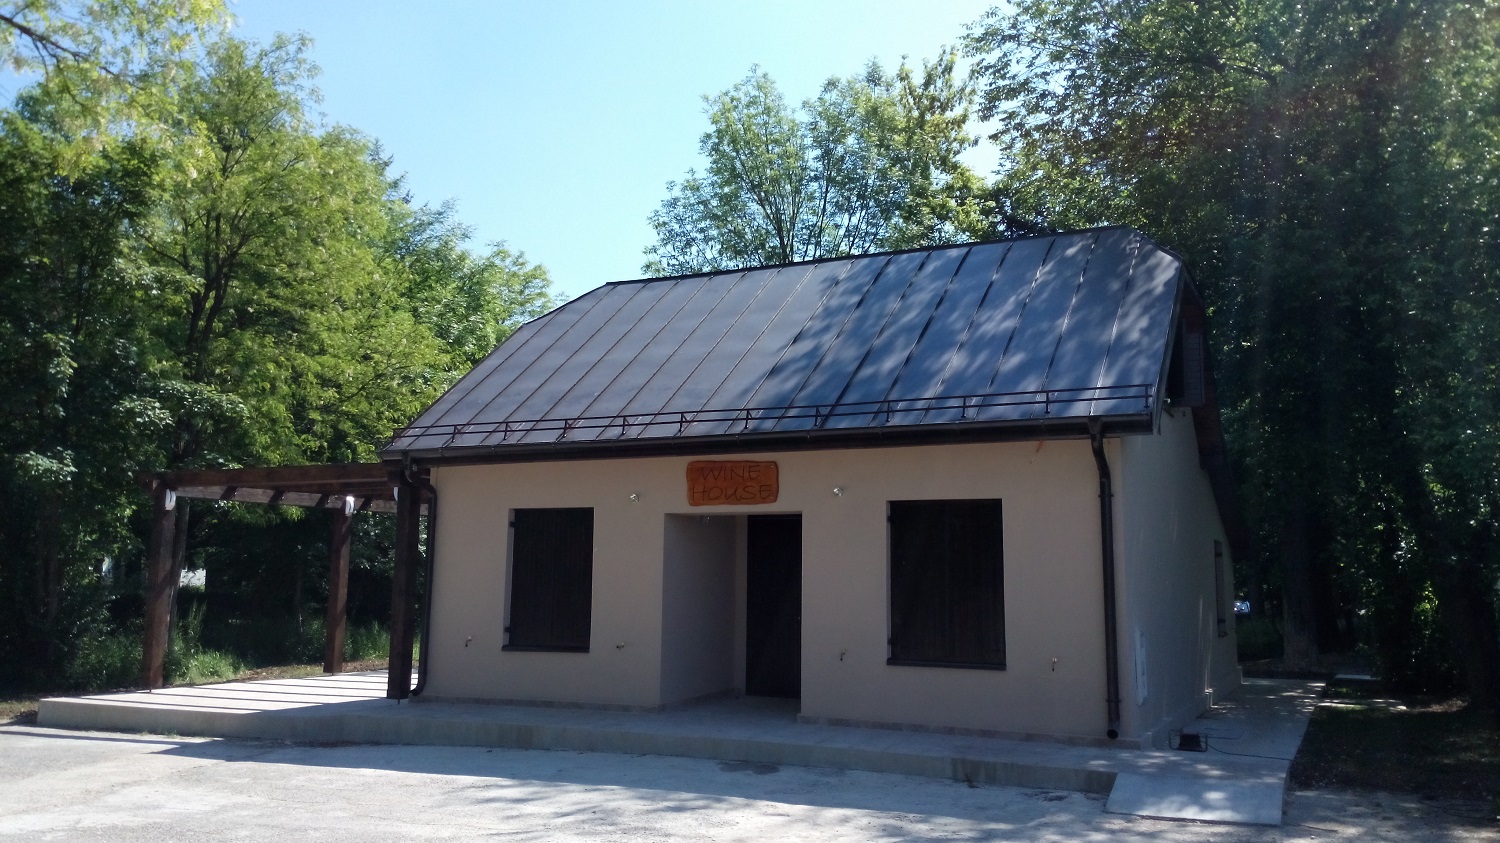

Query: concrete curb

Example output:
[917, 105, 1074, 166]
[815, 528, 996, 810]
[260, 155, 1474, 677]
[38, 696, 1117, 794]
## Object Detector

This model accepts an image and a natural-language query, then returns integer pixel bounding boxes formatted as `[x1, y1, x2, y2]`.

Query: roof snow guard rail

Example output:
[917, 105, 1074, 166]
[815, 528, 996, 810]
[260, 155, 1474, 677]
[386, 384, 1156, 451]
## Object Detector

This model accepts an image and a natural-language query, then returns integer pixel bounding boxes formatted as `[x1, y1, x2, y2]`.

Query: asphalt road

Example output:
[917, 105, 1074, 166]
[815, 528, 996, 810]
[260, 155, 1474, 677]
[0, 725, 1492, 842]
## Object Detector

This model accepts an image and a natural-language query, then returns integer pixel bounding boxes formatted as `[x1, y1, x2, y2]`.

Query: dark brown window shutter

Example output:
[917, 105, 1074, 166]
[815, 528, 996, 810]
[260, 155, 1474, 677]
[889, 499, 1005, 668]
[507, 508, 593, 651]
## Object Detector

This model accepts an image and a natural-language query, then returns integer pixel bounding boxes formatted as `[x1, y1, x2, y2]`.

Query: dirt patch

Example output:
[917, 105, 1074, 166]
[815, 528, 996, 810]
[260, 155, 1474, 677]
[0, 701, 38, 726]
[1290, 678, 1499, 821]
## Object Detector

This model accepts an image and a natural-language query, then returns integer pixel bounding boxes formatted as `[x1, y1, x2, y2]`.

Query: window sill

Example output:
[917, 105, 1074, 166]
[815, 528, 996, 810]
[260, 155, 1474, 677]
[887, 658, 1006, 671]
[502, 644, 590, 653]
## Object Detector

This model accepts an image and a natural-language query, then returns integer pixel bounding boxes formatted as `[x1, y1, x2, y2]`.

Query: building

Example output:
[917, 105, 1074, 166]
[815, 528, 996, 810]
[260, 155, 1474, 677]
[380, 225, 1242, 748]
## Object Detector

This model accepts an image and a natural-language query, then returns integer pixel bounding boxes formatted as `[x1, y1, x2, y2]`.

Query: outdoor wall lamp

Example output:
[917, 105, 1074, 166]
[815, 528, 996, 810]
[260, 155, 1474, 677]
[628, 492, 640, 502]
[832, 486, 844, 496]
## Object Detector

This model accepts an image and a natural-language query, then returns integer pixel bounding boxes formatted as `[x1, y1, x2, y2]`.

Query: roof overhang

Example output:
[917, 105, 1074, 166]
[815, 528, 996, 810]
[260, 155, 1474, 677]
[378, 412, 1157, 468]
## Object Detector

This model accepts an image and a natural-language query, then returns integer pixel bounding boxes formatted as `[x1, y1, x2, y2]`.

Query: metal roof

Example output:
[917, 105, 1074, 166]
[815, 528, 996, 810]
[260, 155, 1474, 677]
[383, 226, 1185, 461]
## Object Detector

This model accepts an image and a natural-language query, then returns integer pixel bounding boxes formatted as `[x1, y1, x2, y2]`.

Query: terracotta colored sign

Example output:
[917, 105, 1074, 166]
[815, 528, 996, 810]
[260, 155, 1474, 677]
[686, 461, 779, 506]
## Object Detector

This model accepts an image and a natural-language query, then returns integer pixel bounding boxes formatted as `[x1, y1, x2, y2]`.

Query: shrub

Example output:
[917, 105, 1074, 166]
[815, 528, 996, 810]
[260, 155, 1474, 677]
[63, 632, 141, 691]
[164, 600, 242, 685]
[344, 621, 389, 662]
[168, 649, 242, 685]
[1236, 615, 1283, 662]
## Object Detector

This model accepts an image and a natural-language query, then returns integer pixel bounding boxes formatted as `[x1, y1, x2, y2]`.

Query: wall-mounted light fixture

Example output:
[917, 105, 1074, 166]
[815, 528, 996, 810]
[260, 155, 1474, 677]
[832, 486, 845, 497]
[628, 492, 640, 502]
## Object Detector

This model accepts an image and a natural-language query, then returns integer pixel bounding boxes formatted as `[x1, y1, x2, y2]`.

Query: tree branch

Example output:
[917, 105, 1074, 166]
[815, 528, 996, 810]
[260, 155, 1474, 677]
[0, 11, 122, 78]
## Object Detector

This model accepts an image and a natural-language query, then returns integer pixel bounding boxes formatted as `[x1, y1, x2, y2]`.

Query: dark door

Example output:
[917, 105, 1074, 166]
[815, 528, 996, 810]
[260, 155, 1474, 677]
[745, 514, 802, 698]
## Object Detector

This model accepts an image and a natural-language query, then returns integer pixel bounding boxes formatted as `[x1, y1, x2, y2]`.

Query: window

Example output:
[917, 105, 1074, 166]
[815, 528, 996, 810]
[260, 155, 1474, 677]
[888, 499, 1005, 669]
[1213, 540, 1228, 638]
[505, 508, 594, 651]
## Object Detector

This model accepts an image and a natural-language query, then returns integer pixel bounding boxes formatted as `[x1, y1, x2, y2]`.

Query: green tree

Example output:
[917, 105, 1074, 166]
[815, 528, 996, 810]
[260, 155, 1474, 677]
[1, 0, 227, 170]
[128, 33, 556, 653]
[967, 0, 1500, 710]
[0, 102, 171, 684]
[644, 51, 991, 275]
[1, 0, 223, 79]
[383, 196, 554, 371]
[0, 27, 556, 687]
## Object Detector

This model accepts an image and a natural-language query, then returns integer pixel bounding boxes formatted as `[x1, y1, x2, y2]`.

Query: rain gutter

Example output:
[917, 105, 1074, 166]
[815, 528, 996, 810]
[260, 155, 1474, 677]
[1088, 417, 1123, 740]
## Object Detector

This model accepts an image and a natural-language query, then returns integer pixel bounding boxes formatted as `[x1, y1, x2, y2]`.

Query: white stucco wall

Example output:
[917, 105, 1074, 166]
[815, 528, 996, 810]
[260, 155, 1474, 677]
[1115, 408, 1241, 745]
[425, 461, 667, 708]
[422, 437, 1172, 742]
[661, 514, 737, 703]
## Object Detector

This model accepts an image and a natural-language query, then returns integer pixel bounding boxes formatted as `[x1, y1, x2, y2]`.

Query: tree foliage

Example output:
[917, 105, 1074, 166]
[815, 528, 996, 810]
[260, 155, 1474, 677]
[644, 51, 991, 275]
[967, 0, 1500, 708]
[0, 22, 554, 688]
[0, 107, 169, 677]
[1, 0, 227, 157]
[1, 0, 224, 85]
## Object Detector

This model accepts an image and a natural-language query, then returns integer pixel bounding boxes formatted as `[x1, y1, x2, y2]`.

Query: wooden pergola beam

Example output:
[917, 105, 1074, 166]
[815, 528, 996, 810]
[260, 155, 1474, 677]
[137, 463, 425, 516]
[172, 486, 398, 514]
[152, 463, 392, 489]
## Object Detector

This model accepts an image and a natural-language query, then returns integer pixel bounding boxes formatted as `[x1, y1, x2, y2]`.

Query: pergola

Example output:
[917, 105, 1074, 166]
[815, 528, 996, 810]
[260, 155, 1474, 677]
[137, 462, 431, 700]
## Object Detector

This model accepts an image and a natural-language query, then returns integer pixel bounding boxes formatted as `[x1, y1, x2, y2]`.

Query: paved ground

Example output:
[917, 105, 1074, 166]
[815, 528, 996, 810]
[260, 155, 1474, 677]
[1, 725, 1494, 842]
[36, 673, 1319, 824]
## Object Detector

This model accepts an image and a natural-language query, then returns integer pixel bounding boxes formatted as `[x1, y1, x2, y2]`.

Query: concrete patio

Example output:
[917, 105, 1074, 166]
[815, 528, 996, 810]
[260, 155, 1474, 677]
[37, 674, 1319, 827]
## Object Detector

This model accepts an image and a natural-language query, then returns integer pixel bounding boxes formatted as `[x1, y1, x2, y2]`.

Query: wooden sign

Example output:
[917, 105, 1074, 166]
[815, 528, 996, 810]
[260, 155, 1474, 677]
[686, 461, 779, 506]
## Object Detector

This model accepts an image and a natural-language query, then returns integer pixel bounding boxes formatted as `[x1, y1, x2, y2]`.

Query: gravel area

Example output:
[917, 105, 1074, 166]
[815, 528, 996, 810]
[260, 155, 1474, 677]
[0, 725, 1494, 842]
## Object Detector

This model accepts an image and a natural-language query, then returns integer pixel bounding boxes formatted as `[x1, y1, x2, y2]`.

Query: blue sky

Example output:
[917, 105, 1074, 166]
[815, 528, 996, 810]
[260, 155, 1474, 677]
[227, 0, 1000, 299]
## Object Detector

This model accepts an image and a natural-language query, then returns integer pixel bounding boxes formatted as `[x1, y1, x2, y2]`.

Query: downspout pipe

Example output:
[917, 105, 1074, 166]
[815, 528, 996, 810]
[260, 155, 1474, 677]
[1088, 418, 1123, 740]
[404, 460, 438, 697]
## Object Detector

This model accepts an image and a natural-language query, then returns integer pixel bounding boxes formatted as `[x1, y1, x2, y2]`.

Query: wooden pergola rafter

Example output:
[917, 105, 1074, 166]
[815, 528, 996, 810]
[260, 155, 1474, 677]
[137, 463, 430, 698]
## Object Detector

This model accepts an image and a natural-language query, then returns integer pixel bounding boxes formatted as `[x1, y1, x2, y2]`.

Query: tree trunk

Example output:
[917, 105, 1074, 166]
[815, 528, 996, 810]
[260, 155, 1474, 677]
[35, 491, 62, 672]
[1279, 506, 1321, 672]
[1429, 526, 1500, 722]
[1246, 557, 1265, 622]
[165, 502, 191, 664]
[293, 561, 304, 636]
[1394, 451, 1500, 719]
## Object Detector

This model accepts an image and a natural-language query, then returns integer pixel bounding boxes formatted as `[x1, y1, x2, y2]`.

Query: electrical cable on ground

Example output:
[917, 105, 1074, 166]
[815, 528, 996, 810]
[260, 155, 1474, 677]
[1205, 740, 1295, 761]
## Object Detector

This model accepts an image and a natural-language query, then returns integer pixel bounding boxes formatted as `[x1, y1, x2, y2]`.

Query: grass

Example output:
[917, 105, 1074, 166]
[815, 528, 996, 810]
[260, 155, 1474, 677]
[1290, 678, 1500, 817]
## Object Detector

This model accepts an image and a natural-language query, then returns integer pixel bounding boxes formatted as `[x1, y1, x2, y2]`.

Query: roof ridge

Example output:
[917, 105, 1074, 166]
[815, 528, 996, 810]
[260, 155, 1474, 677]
[607, 225, 1146, 288]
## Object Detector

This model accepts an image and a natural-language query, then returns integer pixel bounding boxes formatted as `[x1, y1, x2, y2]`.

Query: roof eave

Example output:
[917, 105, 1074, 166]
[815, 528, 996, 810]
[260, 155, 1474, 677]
[379, 412, 1157, 468]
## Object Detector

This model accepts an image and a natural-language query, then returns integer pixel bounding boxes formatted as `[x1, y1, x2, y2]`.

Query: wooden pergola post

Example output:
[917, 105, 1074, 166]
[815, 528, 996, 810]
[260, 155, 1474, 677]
[140, 483, 176, 689]
[323, 503, 353, 674]
[387, 471, 421, 699]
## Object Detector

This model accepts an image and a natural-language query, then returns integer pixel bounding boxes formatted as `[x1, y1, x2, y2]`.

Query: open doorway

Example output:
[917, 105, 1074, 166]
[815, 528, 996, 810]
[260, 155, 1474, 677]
[744, 514, 801, 698]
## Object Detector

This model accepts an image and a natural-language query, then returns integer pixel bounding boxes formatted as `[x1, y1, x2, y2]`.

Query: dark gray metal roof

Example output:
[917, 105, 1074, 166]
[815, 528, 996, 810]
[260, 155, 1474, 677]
[384, 226, 1184, 460]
